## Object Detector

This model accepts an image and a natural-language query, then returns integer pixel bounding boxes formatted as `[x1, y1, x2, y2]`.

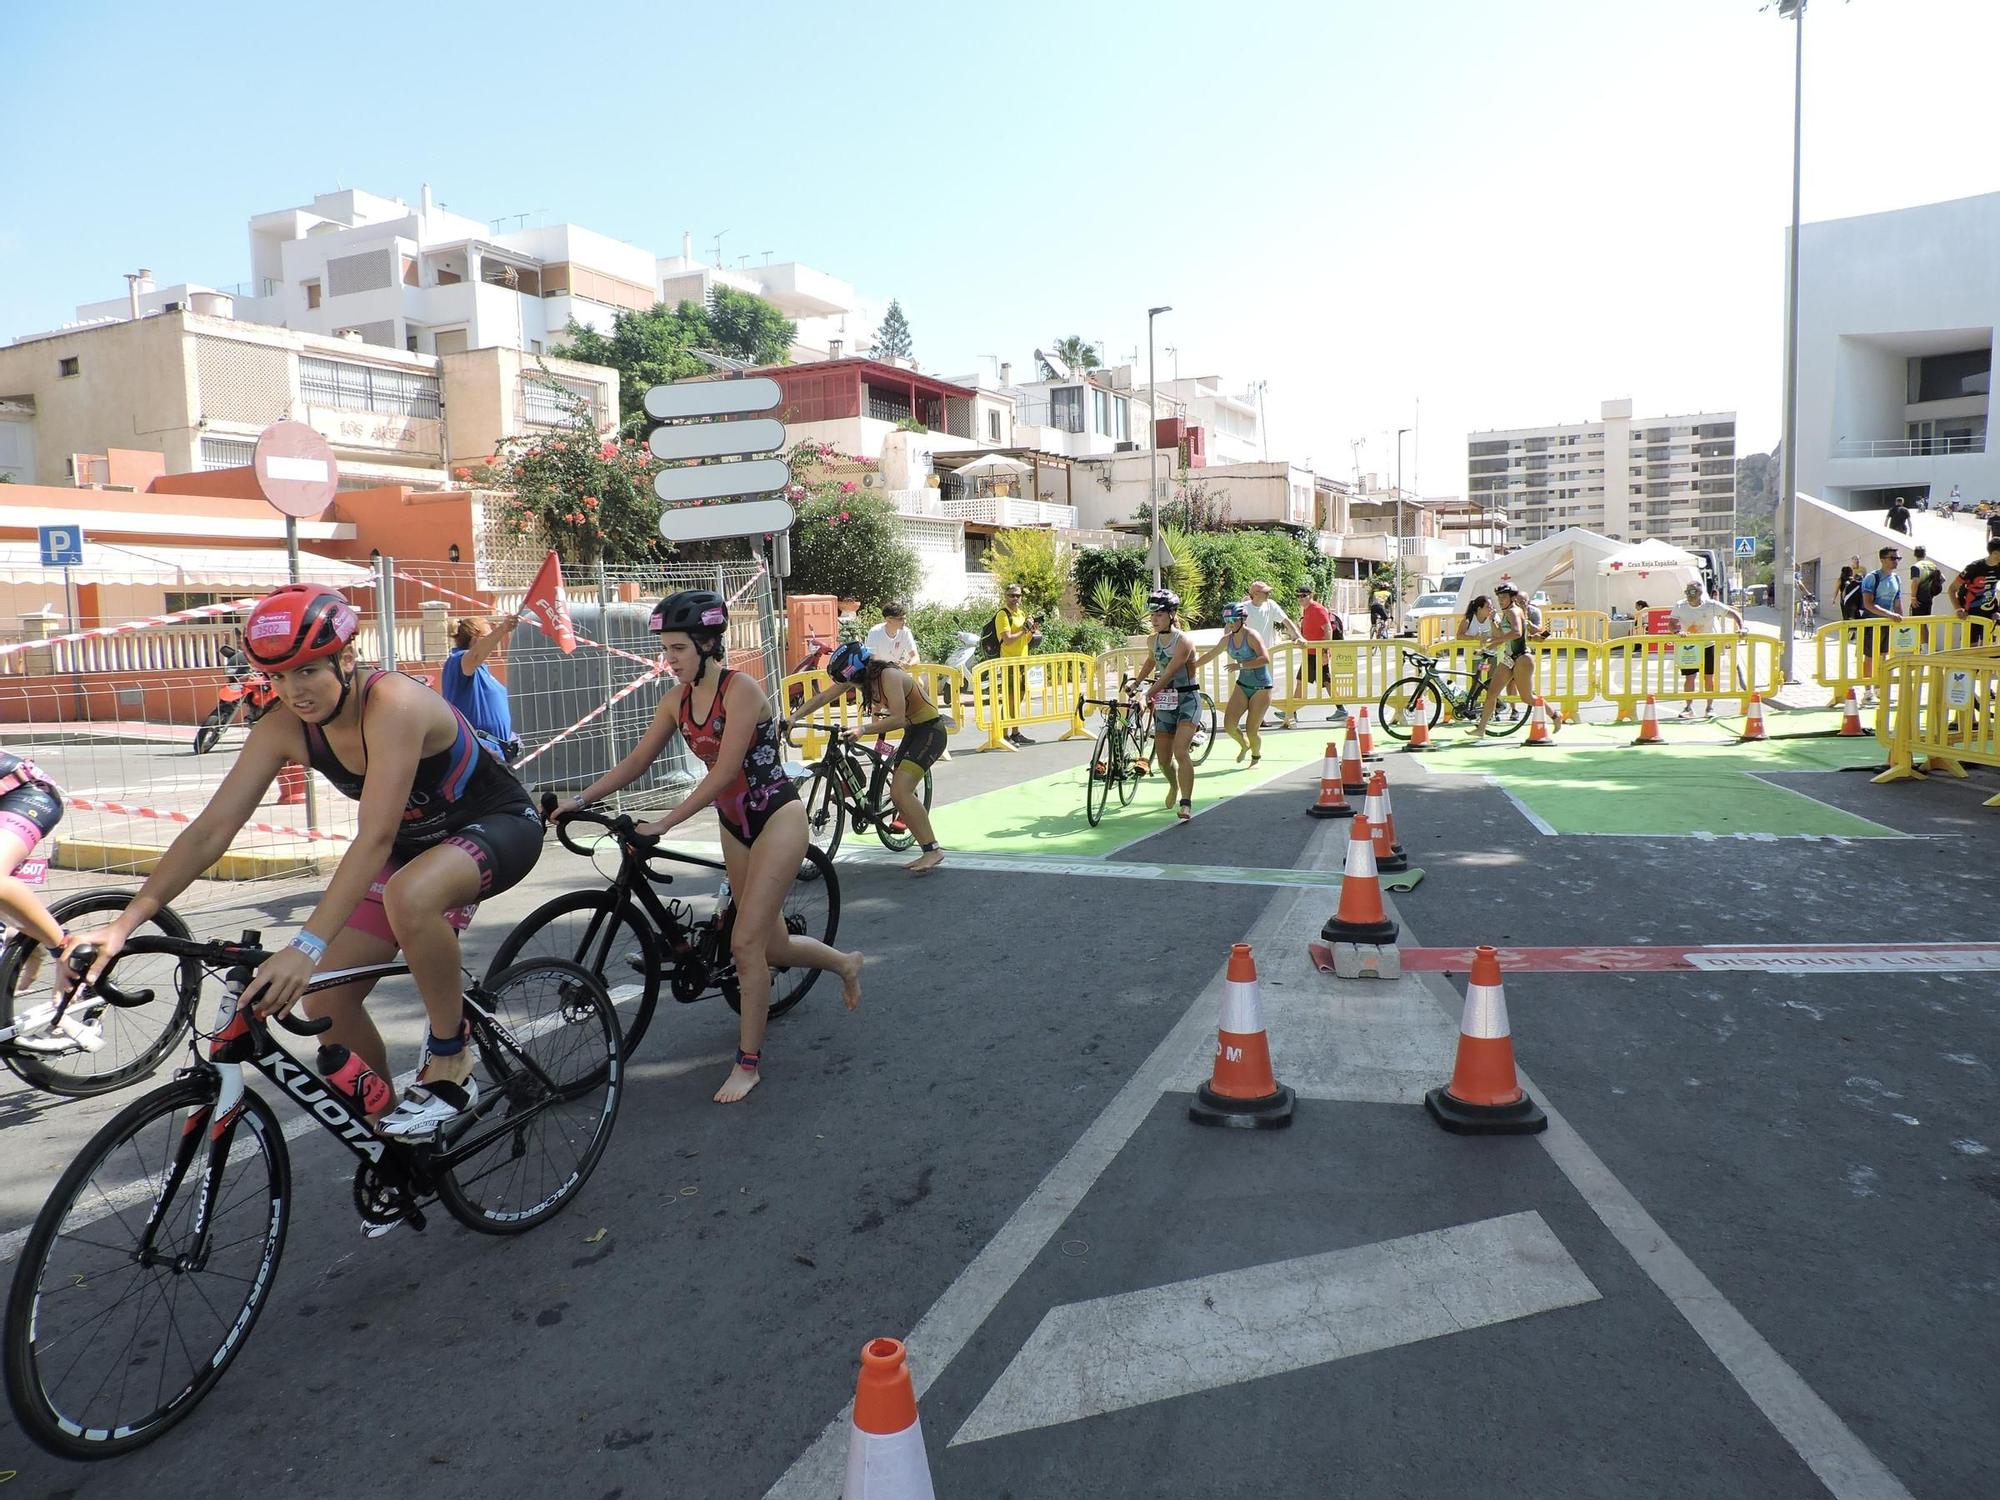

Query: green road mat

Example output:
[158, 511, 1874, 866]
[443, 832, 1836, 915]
[929, 723, 1345, 858]
[1459, 735, 1899, 837]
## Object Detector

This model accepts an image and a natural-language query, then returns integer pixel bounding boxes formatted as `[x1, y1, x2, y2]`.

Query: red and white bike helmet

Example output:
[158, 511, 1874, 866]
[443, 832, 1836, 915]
[242, 585, 359, 672]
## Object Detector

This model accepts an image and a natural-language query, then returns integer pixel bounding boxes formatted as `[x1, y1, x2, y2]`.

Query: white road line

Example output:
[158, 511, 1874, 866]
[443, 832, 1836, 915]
[949, 1211, 1599, 1446]
[1487, 777, 1560, 836]
[837, 848, 1338, 890]
[763, 815, 1349, 1499]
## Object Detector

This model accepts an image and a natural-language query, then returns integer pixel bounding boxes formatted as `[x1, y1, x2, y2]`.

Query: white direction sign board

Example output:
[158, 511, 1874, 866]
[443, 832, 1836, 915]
[653, 458, 792, 506]
[647, 417, 785, 463]
[657, 497, 795, 543]
[643, 376, 782, 422]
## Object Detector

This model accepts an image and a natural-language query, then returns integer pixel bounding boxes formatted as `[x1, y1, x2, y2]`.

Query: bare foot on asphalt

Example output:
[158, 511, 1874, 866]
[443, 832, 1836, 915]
[840, 951, 865, 1009]
[714, 1061, 761, 1104]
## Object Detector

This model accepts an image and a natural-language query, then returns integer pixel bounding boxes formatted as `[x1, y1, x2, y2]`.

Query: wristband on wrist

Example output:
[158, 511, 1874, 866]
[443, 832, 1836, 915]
[287, 931, 328, 964]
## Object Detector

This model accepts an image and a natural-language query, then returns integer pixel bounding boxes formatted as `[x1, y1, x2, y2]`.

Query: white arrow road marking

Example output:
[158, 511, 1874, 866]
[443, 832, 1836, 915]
[948, 1210, 1599, 1446]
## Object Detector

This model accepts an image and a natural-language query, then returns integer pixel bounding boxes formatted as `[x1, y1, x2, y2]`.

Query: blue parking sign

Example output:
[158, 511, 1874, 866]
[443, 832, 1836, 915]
[39, 524, 84, 568]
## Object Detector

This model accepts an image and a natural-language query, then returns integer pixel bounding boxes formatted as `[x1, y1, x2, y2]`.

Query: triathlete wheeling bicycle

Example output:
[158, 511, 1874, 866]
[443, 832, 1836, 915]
[67, 584, 545, 1138]
[788, 640, 950, 873]
[0, 750, 80, 1051]
[1129, 588, 1201, 822]
[547, 589, 863, 1103]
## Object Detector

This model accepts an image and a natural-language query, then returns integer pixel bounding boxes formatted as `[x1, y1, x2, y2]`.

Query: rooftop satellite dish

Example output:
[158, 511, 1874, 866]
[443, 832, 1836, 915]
[1035, 347, 1073, 381]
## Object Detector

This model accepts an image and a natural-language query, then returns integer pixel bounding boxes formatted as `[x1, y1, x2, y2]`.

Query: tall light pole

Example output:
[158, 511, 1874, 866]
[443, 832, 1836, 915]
[1396, 426, 1412, 626]
[1774, 0, 1807, 681]
[1148, 305, 1172, 589]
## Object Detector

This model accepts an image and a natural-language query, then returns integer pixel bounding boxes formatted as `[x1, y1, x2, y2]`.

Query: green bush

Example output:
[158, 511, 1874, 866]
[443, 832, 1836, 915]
[787, 489, 920, 609]
[989, 529, 1070, 617]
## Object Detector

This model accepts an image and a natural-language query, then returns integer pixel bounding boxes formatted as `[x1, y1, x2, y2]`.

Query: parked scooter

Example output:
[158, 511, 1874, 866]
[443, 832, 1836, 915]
[193, 651, 276, 755]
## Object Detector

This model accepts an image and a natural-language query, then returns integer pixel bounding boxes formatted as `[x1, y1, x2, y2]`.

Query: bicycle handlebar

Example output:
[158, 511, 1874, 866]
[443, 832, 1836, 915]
[65, 937, 330, 1036]
[538, 791, 723, 878]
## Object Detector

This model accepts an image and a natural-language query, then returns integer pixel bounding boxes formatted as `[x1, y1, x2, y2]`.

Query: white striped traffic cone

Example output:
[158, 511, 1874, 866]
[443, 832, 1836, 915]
[843, 1338, 937, 1500]
[1189, 943, 1295, 1129]
[1424, 945, 1547, 1135]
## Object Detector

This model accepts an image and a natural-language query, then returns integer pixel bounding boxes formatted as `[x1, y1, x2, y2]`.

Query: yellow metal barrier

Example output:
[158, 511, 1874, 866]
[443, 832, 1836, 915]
[1813, 617, 1989, 706]
[1417, 615, 1453, 650]
[1874, 646, 2000, 806]
[1599, 633, 1779, 719]
[968, 653, 1097, 750]
[1540, 608, 1610, 643]
[1267, 639, 1403, 716]
[780, 662, 965, 759]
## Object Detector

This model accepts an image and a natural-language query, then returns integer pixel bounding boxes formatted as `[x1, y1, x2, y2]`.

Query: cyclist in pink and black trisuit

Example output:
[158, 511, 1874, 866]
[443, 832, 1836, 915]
[69, 584, 545, 1142]
[549, 589, 863, 1104]
[0, 750, 83, 1050]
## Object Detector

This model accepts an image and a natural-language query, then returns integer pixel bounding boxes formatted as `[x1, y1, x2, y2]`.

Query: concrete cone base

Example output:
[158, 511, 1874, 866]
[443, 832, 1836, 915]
[1190, 1081, 1295, 1130]
[1424, 1086, 1548, 1135]
[1320, 914, 1399, 945]
[1308, 802, 1355, 819]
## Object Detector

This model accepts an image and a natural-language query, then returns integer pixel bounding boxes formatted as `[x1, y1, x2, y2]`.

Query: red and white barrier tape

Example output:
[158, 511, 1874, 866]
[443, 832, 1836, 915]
[0, 596, 268, 662]
[64, 796, 351, 845]
[392, 570, 659, 672]
[507, 664, 674, 773]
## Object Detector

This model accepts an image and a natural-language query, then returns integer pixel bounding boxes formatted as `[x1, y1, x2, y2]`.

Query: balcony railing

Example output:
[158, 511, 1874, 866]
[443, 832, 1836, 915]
[938, 496, 1077, 528]
[1835, 435, 1985, 459]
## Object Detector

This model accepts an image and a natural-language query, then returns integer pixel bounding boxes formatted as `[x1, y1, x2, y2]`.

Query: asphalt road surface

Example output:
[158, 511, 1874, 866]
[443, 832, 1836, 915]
[1, 716, 1993, 1498]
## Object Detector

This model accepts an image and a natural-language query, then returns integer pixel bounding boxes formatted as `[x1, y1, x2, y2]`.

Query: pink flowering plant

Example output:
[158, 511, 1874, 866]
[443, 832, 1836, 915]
[783, 439, 918, 607]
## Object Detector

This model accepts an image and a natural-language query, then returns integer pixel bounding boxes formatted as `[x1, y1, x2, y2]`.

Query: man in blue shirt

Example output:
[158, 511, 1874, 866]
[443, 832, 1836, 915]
[1857, 545, 1904, 707]
[441, 613, 519, 758]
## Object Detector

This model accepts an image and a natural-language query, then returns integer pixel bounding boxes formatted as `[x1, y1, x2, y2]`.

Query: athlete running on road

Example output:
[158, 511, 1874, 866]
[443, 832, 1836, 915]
[1129, 589, 1201, 822]
[789, 641, 950, 874]
[550, 590, 863, 1103]
[1193, 601, 1272, 766]
[68, 584, 546, 1142]
[0, 751, 82, 1051]
[1457, 593, 1506, 736]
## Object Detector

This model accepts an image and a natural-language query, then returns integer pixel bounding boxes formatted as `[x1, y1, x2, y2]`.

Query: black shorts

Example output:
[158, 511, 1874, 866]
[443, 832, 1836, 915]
[0, 782, 62, 853]
[895, 718, 949, 772]
[1681, 647, 1718, 674]
[427, 805, 545, 902]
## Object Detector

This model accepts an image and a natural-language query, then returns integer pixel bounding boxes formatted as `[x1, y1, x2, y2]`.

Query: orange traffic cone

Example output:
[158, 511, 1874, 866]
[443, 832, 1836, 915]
[1364, 770, 1408, 872]
[1839, 688, 1865, 736]
[1631, 695, 1665, 746]
[843, 1338, 937, 1500]
[1319, 813, 1399, 946]
[1740, 692, 1769, 743]
[1403, 696, 1436, 753]
[1522, 696, 1555, 747]
[1339, 719, 1367, 796]
[1189, 943, 1295, 1129]
[1307, 741, 1354, 819]
[1424, 945, 1547, 1136]
[1357, 706, 1380, 760]
[275, 762, 307, 806]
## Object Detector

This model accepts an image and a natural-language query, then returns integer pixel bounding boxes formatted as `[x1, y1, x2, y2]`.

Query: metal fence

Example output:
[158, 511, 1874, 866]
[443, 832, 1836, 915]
[0, 554, 779, 920]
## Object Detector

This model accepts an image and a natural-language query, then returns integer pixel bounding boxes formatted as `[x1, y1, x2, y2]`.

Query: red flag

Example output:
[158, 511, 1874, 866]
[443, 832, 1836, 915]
[521, 550, 576, 653]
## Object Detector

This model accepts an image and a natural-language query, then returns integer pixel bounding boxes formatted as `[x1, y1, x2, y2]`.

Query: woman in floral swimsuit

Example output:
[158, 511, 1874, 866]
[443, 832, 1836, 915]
[551, 590, 863, 1104]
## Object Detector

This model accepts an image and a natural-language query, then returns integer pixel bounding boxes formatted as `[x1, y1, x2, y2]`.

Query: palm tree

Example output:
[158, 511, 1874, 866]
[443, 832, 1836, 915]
[1043, 336, 1101, 379]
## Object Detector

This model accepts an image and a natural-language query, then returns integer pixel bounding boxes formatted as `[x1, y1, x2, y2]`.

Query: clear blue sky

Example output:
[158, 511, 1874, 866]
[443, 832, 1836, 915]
[4, 0, 1997, 494]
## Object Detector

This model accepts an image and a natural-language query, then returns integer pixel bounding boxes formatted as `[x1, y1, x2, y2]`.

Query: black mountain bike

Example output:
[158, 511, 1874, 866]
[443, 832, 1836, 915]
[790, 723, 932, 862]
[0, 888, 205, 1097]
[1080, 692, 1151, 826]
[483, 796, 839, 1060]
[4, 928, 619, 1460]
[1377, 649, 1529, 740]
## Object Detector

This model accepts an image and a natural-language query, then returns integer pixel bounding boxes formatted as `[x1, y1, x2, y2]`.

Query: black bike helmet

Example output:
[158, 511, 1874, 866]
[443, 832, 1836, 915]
[648, 590, 729, 635]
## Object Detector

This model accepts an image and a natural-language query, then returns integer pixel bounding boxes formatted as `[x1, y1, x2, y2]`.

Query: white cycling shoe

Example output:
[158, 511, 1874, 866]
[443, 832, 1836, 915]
[377, 1075, 479, 1138]
[14, 1012, 107, 1056]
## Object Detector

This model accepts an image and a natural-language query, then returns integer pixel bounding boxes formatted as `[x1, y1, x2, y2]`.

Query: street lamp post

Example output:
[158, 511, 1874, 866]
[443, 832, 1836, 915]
[1148, 305, 1172, 589]
[1775, 0, 1808, 681]
[1395, 426, 1412, 627]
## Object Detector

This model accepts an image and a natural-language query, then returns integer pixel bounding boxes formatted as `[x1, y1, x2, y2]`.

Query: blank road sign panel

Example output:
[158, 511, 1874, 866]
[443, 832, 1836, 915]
[647, 418, 786, 463]
[653, 457, 792, 505]
[658, 498, 795, 543]
[643, 377, 782, 422]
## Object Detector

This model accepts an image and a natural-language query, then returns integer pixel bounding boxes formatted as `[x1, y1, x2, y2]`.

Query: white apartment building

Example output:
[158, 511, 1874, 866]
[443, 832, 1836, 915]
[657, 234, 882, 363]
[999, 364, 1173, 463]
[1794, 191, 1997, 513]
[1134, 374, 1267, 466]
[1468, 398, 1737, 554]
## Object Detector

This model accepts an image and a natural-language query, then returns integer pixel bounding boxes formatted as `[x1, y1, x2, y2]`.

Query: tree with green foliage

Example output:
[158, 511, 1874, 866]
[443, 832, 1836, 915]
[554, 293, 796, 431]
[706, 287, 795, 366]
[988, 528, 1070, 618]
[1044, 336, 1101, 378]
[872, 300, 913, 360]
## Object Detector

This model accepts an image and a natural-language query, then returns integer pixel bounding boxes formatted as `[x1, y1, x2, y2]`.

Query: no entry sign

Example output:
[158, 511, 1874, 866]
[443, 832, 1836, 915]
[253, 421, 339, 518]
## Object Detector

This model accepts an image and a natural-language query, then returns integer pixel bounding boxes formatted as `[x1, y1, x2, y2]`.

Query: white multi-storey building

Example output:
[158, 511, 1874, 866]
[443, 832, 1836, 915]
[1468, 398, 1737, 554]
[1794, 191, 1997, 513]
[1135, 374, 1266, 466]
[656, 234, 882, 363]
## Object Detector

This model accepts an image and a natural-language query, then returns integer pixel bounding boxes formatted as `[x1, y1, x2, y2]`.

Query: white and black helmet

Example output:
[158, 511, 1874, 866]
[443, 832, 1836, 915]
[1146, 588, 1180, 614]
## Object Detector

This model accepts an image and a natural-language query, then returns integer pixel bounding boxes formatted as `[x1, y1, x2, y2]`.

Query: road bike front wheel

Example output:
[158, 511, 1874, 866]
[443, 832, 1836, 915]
[1085, 729, 1116, 826]
[0, 892, 203, 1097]
[483, 888, 662, 1060]
[4, 1075, 290, 1460]
[1187, 691, 1218, 766]
[437, 958, 620, 1236]
[800, 765, 846, 864]
[723, 844, 841, 1020]
[1376, 677, 1442, 742]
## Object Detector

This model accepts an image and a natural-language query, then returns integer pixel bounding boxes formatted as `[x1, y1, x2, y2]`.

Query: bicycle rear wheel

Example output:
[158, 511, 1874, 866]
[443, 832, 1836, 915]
[1375, 677, 1441, 742]
[800, 765, 846, 864]
[725, 843, 840, 1020]
[482, 889, 661, 1060]
[1, 893, 203, 1097]
[870, 760, 932, 853]
[1187, 691, 1218, 766]
[437, 958, 620, 1235]
[4, 1075, 289, 1459]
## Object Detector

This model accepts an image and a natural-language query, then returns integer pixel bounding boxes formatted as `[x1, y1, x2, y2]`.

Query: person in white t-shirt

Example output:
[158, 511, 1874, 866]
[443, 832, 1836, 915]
[1242, 581, 1301, 728]
[1667, 582, 1746, 718]
[862, 603, 921, 667]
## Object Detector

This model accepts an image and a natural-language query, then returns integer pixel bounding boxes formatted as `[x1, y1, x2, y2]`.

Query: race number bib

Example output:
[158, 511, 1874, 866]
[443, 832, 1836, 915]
[1154, 689, 1180, 711]
[1674, 641, 1704, 671]
[1947, 670, 1974, 708]
[1890, 625, 1918, 652]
